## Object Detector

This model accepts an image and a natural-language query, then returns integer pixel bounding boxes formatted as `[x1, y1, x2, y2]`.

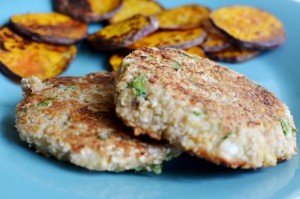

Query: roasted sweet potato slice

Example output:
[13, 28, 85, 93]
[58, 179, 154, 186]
[157, 5, 210, 30]
[88, 15, 159, 51]
[206, 47, 260, 63]
[109, 0, 163, 24]
[200, 20, 230, 53]
[0, 27, 77, 80]
[210, 6, 286, 50]
[128, 28, 206, 50]
[10, 12, 87, 45]
[109, 53, 126, 71]
[53, 0, 123, 23]
[185, 46, 206, 58]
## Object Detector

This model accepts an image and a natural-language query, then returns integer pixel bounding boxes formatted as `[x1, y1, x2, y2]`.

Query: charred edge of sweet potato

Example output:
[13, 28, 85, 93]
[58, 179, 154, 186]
[206, 50, 260, 63]
[9, 22, 87, 45]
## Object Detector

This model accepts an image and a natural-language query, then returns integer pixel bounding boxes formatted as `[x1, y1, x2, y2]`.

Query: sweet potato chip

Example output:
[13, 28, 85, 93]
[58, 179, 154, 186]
[0, 27, 77, 80]
[128, 28, 206, 50]
[109, 0, 163, 24]
[10, 12, 87, 45]
[200, 20, 230, 53]
[157, 5, 210, 30]
[206, 47, 260, 63]
[210, 6, 286, 50]
[88, 15, 158, 50]
[185, 46, 206, 58]
[109, 53, 126, 71]
[53, 0, 123, 23]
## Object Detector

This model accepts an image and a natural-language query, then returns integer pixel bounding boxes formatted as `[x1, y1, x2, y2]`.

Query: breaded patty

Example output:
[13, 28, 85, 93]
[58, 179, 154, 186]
[115, 47, 297, 169]
[16, 72, 177, 173]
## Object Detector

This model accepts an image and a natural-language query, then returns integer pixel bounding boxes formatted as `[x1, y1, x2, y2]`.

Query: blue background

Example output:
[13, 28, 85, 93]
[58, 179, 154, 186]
[0, 0, 300, 198]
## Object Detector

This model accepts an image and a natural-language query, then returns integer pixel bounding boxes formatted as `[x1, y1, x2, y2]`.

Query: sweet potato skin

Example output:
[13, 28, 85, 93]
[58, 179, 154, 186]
[128, 28, 207, 50]
[88, 15, 159, 51]
[200, 20, 230, 53]
[210, 6, 286, 50]
[0, 27, 77, 81]
[206, 47, 260, 63]
[10, 12, 87, 45]
[53, 0, 124, 23]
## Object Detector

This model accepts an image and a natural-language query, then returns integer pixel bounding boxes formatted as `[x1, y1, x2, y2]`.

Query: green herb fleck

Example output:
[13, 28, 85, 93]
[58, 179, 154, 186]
[165, 152, 173, 161]
[164, 148, 181, 161]
[131, 74, 147, 96]
[274, 116, 297, 136]
[64, 84, 77, 91]
[134, 166, 144, 172]
[181, 51, 197, 59]
[222, 131, 233, 140]
[170, 60, 182, 71]
[150, 164, 162, 175]
[193, 111, 202, 117]
[278, 117, 289, 136]
[38, 98, 53, 107]
[292, 127, 297, 135]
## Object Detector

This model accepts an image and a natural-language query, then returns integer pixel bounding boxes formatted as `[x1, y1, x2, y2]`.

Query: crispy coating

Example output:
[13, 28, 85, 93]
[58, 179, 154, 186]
[210, 6, 286, 50]
[115, 47, 297, 169]
[109, 0, 163, 24]
[88, 15, 159, 51]
[0, 27, 76, 80]
[206, 48, 260, 63]
[53, 0, 123, 23]
[10, 12, 87, 45]
[157, 5, 210, 30]
[16, 72, 177, 172]
[128, 28, 206, 50]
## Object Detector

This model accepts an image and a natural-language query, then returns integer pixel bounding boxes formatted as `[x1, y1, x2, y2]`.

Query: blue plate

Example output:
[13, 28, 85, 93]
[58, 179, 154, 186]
[1, 0, 300, 198]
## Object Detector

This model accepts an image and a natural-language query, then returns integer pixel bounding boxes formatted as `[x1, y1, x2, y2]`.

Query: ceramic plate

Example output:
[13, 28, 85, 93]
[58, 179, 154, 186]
[1, 0, 300, 198]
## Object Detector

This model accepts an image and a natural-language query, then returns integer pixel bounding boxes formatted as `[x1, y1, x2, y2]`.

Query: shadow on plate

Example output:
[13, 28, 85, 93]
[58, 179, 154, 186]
[0, 111, 255, 179]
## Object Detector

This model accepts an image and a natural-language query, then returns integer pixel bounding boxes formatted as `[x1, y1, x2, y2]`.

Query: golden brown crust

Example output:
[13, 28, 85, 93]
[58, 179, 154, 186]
[115, 47, 297, 168]
[16, 72, 174, 172]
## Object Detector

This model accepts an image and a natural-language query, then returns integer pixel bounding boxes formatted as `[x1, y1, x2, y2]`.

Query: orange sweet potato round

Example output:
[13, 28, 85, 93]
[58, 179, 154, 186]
[0, 27, 77, 80]
[185, 46, 206, 58]
[157, 5, 210, 30]
[88, 15, 159, 51]
[210, 6, 286, 50]
[53, 0, 123, 23]
[109, 0, 164, 24]
[128, 28, 206, 50]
